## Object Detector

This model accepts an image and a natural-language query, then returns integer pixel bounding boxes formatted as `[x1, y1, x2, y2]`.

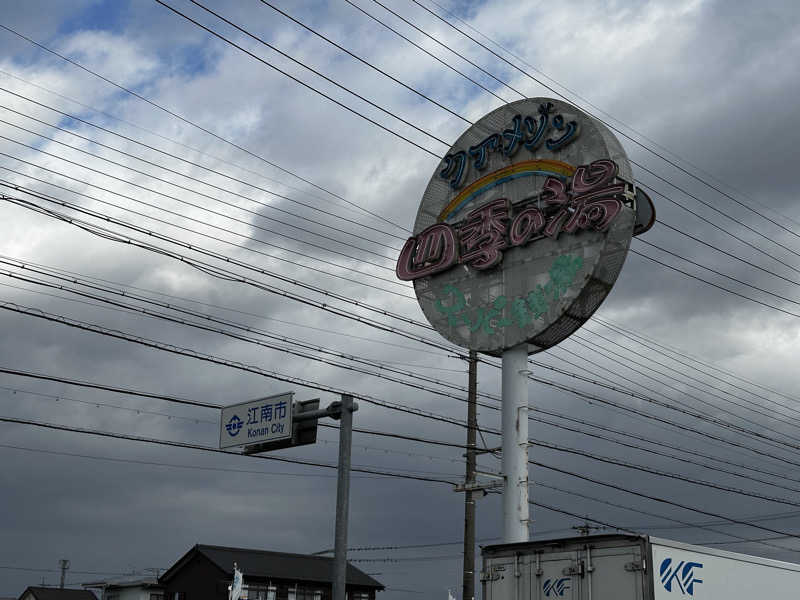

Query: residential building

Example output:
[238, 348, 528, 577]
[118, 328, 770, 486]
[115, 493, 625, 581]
[82, 576, 164, 600]
[17, 588, 97, 600]
[159, 545, 382, 600]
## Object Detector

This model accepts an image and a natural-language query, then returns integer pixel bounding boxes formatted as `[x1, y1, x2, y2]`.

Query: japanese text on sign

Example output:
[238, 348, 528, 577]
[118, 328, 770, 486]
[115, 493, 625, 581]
[439, 102, 579, 190]
[219, 393, 293, 449]
[397, 159, 630, 281]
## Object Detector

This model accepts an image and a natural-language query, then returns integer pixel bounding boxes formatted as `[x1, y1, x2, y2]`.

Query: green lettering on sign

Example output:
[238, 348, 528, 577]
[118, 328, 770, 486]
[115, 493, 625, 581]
[434, 255, 584, 334]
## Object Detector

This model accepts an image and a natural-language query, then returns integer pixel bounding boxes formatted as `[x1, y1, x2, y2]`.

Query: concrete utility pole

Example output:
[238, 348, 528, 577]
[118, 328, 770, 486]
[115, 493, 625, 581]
[59, 559, 70, 589]
[462, 351, 478, 600]
[501, 345, 529, 543]
[332, 394, 356, 600]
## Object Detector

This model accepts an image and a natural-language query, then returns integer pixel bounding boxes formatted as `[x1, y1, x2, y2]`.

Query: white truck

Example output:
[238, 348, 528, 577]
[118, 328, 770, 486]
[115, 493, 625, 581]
[480, 534, 800, 599]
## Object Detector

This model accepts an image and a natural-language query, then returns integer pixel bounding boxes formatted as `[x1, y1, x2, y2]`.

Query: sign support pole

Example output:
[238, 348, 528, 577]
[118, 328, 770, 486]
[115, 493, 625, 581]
[502, 344, 529, 543]
[333, 394, 355, 600]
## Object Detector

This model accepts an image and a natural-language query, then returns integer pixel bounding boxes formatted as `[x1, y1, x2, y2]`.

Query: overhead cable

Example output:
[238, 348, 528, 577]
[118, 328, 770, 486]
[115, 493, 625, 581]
[0, 93, 405, 241]
[0, 414, 457, 484]
[153, 0, 441, 158]
[0, 24, 409, 232]
[410, 0, 800, 244]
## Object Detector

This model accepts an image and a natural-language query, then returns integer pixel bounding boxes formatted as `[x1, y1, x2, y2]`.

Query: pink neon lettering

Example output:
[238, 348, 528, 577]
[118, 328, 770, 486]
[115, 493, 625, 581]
[509, 207, 545, 246]
[571, 159, 617, 195]
[397, 160, 628, 280]
[458, 198, 510, 270]
[396, 223, 458, 281]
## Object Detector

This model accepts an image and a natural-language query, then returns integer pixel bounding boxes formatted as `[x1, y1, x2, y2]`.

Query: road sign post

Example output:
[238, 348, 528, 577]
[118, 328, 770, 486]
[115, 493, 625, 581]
[332, 394, 355, 600]
[219, 393, 357, 600]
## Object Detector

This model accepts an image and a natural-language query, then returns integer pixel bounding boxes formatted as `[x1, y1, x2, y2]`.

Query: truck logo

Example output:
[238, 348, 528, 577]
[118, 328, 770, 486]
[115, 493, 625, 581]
[660, 558, 703, 596]
[543, 578, 571, 597]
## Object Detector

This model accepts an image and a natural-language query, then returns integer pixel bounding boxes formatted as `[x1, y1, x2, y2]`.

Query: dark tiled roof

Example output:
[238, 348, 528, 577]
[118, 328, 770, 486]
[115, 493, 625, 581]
[20, 588, 97, 600]
[179, 545, 382, 589]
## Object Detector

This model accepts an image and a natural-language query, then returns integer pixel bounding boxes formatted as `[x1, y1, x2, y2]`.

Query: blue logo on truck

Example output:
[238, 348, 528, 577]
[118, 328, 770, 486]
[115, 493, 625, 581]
[660, 558, 703, 596]
[543, 578, 571, 597]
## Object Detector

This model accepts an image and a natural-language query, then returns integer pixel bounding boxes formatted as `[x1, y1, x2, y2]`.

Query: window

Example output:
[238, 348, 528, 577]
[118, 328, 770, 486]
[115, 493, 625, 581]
[242, 584, 276, 600]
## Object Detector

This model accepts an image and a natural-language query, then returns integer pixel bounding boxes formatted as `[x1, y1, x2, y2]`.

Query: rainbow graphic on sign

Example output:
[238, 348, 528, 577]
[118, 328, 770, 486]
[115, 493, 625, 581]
[437, 159, 575, 223]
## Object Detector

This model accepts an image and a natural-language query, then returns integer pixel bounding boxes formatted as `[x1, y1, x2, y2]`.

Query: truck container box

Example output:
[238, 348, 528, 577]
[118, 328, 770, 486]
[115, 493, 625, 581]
[481, 534, 800, 599]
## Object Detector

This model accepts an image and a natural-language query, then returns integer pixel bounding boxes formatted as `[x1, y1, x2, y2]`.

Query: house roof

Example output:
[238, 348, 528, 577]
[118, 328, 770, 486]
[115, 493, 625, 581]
[19, 588, 97, 600]
[82, 575, 161, 589]
[159, 545, 383, 589]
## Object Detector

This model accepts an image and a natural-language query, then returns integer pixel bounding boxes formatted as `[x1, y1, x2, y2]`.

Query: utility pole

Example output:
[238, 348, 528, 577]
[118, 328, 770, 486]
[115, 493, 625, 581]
[462, 351, 478, 600]
[59, 559, 70, 589]
[332, 394, 356, 600]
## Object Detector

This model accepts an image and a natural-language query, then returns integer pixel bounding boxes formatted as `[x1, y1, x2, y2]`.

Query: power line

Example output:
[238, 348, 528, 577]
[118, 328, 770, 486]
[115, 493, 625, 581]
[10, 113, 800, 330]
[528, 403, 800, 491]
[421, 0, 800, 237]
[536, 480, 797, 552]
[0, 260, 483, 403]
[0, 414, 457, 484]
[9, 294, 800, 532]
[17, 253, 800, 483]
[0, 132, 397, 263]
[257, 0, 472, 126]
[581, 323, 800, 421]
[593, 315, 800, 405]
[12, 198, 800, 506]
[655, 219, 800, 291]
[410, 0, 800, 245]
[538, 347, 798, 466]
[0, 191, 451, 349]
[0, 364, 481, 454]
[0, 168, 409, 297]
[8, 289, 800, 514]
[0, 442, 391, 480]
[630, 248, 800, 320]
[638, 181, 800, 279]
[570, 331, 800, 441]
[0, 251, 445, 356]
[187, 0, 452, 148]
[0, 23, 409, 233]
[524, 370, 800, 472]
[5, 394, 800, 553]
[12, 178, 800, 446]
[528, 459, 800, 541]
[9, 326, 800, 504]
[563, 336, 800, 457]
[8, 197, 800, 476]
[0, 297, 472, 431]
[341, 0, 510, 105]
[528, 411, 800, 497]
[0, 93, 405, 242]
[153, 0, 441, 158]
[637, 237, 800, 310]
[366, 0, 526, 99]
[0, 68, 403, 234]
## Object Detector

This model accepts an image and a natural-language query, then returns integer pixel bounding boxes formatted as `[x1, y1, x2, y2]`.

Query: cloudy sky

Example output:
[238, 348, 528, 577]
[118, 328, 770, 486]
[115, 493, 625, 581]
[2, 0, 800, 597]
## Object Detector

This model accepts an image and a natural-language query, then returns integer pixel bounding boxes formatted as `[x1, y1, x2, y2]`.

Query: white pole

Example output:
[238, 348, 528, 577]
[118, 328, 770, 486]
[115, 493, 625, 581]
[502, 343, 530, 543]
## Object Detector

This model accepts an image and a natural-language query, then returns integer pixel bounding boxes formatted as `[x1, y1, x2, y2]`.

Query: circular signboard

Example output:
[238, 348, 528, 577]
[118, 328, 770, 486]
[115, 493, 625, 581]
[397, 98, 638, 355]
